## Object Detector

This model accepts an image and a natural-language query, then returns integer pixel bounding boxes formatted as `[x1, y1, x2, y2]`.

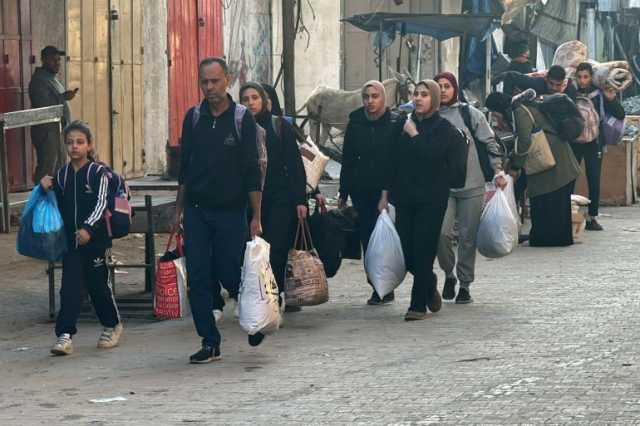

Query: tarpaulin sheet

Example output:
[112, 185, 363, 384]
[530, 0, 579, 45]
[342, 13, 499, 42]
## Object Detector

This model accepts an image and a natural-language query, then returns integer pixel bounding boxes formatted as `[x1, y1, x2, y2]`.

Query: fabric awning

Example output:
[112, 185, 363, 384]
[342, 13, 499, 41]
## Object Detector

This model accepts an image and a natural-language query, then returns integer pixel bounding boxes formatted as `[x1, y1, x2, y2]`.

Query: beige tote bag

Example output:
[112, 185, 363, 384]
[515, 105, 556, 175]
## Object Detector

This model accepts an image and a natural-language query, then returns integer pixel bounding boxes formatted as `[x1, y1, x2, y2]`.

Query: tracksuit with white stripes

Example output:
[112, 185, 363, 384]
[52, 162, 120, 337]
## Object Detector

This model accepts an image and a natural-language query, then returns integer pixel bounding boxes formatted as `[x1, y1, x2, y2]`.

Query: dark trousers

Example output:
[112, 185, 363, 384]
[55, 247, 119, 337]
[32, 127, 66, 183]
[261, 193, 297, 293]
[570, 142, 602, 217]
[184, 204, 247, 347]
[530, 181, 574, 247]
[395, 199, 448, 312]
[351, 191, 381, 287]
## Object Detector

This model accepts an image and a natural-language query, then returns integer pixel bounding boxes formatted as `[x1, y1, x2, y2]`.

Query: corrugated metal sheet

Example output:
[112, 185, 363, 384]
[0, 0, 32, 190]
[167, 0, 223, 147]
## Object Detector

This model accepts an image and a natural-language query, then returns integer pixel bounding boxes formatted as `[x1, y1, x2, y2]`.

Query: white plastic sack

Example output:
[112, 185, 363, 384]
[238, 237, 281, 335]
[300, 136, 330, 193]
[365, 206, 406, 298]
[477, 176, 519, 259]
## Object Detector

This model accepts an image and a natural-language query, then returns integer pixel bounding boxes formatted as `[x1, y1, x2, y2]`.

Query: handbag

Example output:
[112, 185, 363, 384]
[284, 219, 329, 307]
[154, 232, 190, 319]
[599, 93, 624, 146]
[515, 106, 556, 175]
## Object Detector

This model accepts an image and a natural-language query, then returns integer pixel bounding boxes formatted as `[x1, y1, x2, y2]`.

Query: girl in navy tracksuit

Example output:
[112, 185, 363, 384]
[40, 120, 122, 356]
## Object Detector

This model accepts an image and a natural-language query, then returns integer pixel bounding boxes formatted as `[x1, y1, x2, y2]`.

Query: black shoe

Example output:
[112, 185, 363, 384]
[442, 277, 457, 301]
[367, 291, 383, 305]
[189, 345, 221, 364]
[248, 332, 265, 347]
[284, 305, 302, 313]
[585, 218, 603, 231]
[455, 288, 473, 304]
[382, 291, 395, 304]
[518, 234, 530, 244]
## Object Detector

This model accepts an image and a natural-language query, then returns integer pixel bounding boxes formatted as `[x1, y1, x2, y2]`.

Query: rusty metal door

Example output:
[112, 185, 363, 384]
[0, 0, 32, 191]
[66, 0, 112, 166]
[167, 0, 223, 148]
[110, 0, 143, 178]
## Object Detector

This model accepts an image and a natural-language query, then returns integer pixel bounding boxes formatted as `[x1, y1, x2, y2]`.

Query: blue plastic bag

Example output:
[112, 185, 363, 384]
[17, 185, 68, 261]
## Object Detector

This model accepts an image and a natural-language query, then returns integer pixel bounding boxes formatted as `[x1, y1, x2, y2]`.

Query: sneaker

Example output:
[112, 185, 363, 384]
[404, 310, 427, 321]
[51, 333, 73, 356]
[442, 277, 457, 301]
[213, 309, 224, 325]
[97, 323, 123, 349]
[455, 288, 473, 304]
[367, 291, 383, 305]
[189, 345, 221, 364]
[586, 218, 603, 231]
[248, 332, 265, 347]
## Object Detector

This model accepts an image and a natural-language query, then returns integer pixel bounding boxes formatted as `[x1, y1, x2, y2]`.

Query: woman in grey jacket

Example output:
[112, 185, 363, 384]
[434, 73, 505, 304]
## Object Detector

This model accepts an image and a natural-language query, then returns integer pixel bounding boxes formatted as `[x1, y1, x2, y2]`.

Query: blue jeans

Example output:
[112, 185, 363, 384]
[184, 203, 247, 347]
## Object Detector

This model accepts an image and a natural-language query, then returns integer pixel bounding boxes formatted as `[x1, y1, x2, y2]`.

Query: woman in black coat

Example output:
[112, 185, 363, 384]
[240, 82, 308, 305]
[379, 79, 468, 321]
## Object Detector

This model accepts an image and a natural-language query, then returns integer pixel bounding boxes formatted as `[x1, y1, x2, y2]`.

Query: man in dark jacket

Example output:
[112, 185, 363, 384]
[500, 65, 577, 99]
[339, 80, 399, 305]
[175, 57, 263, 363]
[29, 46, 78, 182]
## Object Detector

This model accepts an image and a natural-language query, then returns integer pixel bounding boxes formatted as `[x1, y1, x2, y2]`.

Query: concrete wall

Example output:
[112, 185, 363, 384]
[30, 0, 66, 84]
[271, 0, 342, 110]
[142, 0, 169, 175]
[223, 0, 272, 98]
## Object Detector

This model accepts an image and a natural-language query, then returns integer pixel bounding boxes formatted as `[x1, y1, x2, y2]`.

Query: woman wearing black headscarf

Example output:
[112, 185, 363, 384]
[240, 82, 308, 306]
[379, 79, 468, 321]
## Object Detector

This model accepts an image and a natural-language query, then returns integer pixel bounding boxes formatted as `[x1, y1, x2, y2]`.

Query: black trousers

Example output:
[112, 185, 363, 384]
[351, 191, 381, 287]
[529, 181, 574, 247]
[55, 247, 120, 337]
[262, 193, 297, 293]
[395, 199, 448, 312]
[184, 204, 247, 347]
[570, 142, 602, 217]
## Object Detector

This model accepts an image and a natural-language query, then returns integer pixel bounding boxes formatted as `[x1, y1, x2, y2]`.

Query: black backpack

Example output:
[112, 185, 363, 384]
[537, 93, 585, 141]
[460, 103, 498, 182]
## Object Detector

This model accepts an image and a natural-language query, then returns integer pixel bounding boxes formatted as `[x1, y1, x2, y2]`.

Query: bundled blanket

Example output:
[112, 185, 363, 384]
[552, 41, 632, 92]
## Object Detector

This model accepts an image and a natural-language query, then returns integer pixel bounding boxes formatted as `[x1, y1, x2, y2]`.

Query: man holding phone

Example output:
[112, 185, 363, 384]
[29, 45, 79, 182]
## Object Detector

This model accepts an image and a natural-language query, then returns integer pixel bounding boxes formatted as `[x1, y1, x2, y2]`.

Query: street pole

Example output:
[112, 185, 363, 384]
[282, 0, 296, 115]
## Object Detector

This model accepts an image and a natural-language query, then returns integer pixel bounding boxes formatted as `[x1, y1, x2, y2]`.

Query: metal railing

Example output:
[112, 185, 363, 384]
[0, 105, 64, 233]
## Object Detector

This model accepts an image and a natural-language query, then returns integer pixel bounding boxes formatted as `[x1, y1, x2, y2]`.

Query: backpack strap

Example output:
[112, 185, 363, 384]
[272, 115, 283, 140]
[190, 104, 201, 130]
[460, 103, 475, 140]
[234, 104, 247, 142]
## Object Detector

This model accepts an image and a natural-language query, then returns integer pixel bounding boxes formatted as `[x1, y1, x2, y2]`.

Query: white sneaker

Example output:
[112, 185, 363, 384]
[213, 309, 224, 324]
[51, 333, 73, 356]
[97, 323, 123, 349]
[279, 292, 286, 315]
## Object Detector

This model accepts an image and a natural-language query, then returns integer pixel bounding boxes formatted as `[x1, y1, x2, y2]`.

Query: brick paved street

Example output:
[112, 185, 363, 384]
[1, 206, 640, 425]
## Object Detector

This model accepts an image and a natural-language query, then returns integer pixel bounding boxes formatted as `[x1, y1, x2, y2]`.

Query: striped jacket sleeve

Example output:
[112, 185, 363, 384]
[82, 167, 109, 236]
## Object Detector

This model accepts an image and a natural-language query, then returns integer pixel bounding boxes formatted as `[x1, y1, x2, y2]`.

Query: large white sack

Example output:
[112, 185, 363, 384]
[365, 207, 406, 298]
[239, 237, 281, 335]
[477, 176, 519, 259]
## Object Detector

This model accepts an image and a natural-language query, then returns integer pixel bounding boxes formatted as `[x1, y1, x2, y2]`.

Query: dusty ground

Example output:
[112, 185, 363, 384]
[1, 205, 640, 425]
